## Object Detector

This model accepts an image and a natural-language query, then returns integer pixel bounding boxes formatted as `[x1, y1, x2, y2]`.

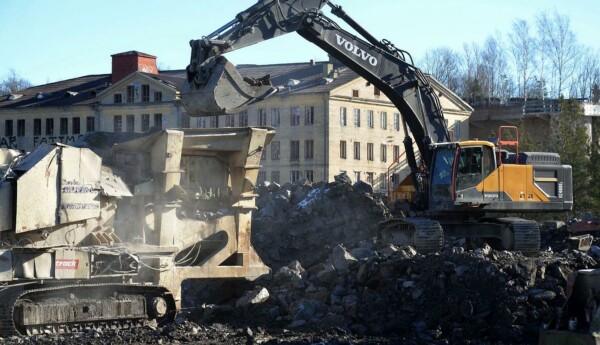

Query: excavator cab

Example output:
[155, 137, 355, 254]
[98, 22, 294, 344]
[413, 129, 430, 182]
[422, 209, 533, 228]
[429, 142, 497, 210]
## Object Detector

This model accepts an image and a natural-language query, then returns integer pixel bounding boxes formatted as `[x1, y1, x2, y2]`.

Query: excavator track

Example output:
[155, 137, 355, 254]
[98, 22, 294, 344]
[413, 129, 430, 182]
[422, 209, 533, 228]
[511, 220, 541, 255]
[378, 217, 444, 253]
[0, 283, 176, 336]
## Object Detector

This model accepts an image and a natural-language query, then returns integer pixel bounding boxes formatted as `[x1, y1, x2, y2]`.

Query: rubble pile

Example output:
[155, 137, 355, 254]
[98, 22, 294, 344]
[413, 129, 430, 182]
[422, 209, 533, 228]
[198, 243, 597, 344]
[185, 174, 600, 344]
[252, 173, 390, 270]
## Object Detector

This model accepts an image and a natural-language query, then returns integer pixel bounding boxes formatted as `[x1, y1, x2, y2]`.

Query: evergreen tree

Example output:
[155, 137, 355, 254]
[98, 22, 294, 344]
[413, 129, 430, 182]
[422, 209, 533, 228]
[589, 117, 600, 213]
[517, 119, 541, 152]
[548, 99, 590, 215]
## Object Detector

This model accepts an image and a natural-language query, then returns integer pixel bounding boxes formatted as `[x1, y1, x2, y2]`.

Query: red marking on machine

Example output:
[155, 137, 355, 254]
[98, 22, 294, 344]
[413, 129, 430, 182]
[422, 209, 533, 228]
[55, 259, 79, 269]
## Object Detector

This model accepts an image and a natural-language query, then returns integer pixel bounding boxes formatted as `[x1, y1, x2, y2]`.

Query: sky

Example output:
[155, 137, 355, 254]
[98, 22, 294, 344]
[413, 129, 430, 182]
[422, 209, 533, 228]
[1, 0, 599, 86]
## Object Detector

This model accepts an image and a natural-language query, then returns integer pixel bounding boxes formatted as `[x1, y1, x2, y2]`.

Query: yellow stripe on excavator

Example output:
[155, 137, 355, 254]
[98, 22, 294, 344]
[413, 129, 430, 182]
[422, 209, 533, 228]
[477, 164, 551, 202]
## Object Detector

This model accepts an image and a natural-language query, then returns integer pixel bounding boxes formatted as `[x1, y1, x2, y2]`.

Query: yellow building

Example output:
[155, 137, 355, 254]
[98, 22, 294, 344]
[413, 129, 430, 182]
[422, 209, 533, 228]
[0, 51, 473, 192]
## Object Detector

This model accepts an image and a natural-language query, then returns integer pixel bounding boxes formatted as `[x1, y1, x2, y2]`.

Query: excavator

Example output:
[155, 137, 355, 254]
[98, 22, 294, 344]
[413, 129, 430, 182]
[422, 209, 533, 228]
[181, 0, 573, 255]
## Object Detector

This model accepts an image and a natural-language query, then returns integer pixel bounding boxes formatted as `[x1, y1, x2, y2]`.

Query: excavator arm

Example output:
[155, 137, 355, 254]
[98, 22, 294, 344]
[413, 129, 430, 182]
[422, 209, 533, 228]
[181, 0, 449, 169]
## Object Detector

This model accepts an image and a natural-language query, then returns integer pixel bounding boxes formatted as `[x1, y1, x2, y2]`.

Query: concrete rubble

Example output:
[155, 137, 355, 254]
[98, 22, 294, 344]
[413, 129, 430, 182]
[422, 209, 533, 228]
[184, 173, 599, 344]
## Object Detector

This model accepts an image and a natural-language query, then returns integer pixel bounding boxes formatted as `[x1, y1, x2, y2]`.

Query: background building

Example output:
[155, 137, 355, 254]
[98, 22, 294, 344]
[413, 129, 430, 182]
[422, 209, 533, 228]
[0, 51, 473, 191]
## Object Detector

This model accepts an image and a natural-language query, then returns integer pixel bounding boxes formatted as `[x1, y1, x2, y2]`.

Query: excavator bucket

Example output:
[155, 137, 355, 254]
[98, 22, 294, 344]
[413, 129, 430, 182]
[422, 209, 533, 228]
[181, 56, 279, 116]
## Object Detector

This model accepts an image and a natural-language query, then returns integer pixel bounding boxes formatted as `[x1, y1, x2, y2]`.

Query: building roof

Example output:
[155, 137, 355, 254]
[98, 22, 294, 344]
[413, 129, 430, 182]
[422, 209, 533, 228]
[0, 59, 465, 112]
[111, 51, 157, 59]
[0, 74, 111, 109]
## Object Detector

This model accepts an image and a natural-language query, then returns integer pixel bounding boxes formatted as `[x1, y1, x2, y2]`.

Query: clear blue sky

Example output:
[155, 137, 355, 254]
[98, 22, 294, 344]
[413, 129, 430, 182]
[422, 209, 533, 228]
[1, 0, 598, 86]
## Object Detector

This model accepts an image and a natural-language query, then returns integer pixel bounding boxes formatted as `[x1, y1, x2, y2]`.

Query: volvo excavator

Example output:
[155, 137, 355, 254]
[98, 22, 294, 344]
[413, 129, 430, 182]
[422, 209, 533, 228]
[180, 0, 573, 255]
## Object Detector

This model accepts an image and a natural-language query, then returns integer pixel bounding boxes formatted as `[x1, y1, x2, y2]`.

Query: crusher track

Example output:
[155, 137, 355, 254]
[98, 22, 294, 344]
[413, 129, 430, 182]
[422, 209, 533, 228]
[0, 283, 176, 336]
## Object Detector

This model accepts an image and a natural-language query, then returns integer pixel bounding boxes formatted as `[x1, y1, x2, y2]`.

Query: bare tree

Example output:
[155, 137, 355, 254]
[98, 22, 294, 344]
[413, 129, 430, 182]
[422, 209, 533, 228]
[508, 19, 537, 100]
[0, 69, 32, 95]
[481, 34, 508, 104]
[461, 42, 485, 104]
[420, 47, 462, 92]
[537, 11, 580, 98]
[572, 51, 599, 99]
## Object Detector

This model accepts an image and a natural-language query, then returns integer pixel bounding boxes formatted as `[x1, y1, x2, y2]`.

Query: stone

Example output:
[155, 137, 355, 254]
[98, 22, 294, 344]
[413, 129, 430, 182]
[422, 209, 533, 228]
[334, 172, 352, 184]
[544, 220, 565, 229]
[352, 180, 373, 194]
[531, 290, 556, 301]
[235, 287, 270, 308]
[286, 319, 307, 329]
[350, 247, 376, 260]
[379, 244, 399, 257]
[332, 245, 358, 272]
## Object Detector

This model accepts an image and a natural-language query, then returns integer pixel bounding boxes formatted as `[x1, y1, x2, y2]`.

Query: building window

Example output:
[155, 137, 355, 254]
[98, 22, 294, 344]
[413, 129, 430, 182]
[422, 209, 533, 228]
[367, 172, 374, 186]
[305, 140, 314, 159]
[46, 118, 54, 135]
[340, 107, 347, 126]
[198, 117, 207, 128]
[381, 144, 387, 162]
[225, 114, 235, 127]
[305, 106, 314, 125]
[367, 143, 374, 161]
[126, 85, 134, 102]
[340, 141, 347, 159]
[367, 110, 374, 128]
[17, 119, 25, 137]
[154, 113, 163, 128]
[4, 120, 13, 137]
[209, 116, 218, 128]
[258, 171, 267, 184]
[394, 113, 400, 131]
[353, 109, 360, 127]
[258, 109, 267, 126]
[394, 145, 400, 161]
[34, 119, 41, 136]
[374, 87, 381, 96]
[178, 112, 188, 128]
[114, 94, 122, 104]
[272, 171, 280, 184]
[380, 172, 388, 189]
[290, 140, 300, 161]
[352, 89, 359, 97]
[114, 115, 122, 132]
[239, 111, 248, 126]
[271, 108, 280, 126]
[354, 171, 361, 182]
[142, 84, 150, 102]
[261, 149, 266, 161]
[141, 114, 150, 132]
[290, 170, 301, 182]
[271, 141, 280, 160]
[72, 117, 80, 135]
[86, 116, 95, 132]
[305, 170, 314, 182]
[454, 120, 462, 140]
[291, 106, 301, 126]
[154, 91, 162, 102]
[381, 111, 387, 129]
[354, 142, 360, 160]
[126, 115, 135, 132]
[60, 118, 68, 135]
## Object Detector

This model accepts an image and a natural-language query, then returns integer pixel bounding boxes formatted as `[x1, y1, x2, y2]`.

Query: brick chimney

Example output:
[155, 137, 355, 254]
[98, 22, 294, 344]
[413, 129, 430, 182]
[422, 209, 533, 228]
[111, 51, 158, 84]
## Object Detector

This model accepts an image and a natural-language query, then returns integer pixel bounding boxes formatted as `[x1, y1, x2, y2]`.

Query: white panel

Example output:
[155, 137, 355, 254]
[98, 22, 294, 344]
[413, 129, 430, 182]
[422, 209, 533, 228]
[15, 148, 58, 233]
[59, 148, 101, 224]
[0, 182, 13, 231]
